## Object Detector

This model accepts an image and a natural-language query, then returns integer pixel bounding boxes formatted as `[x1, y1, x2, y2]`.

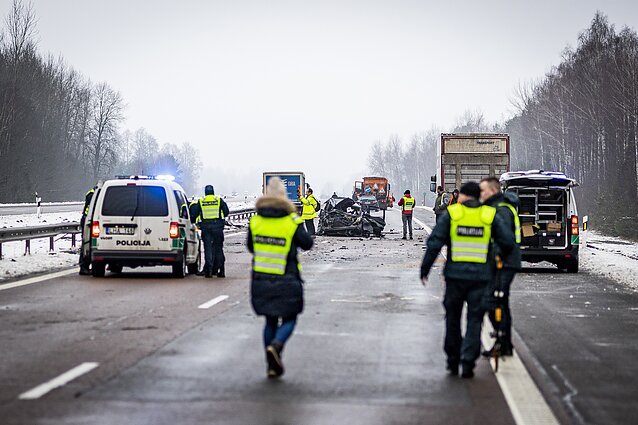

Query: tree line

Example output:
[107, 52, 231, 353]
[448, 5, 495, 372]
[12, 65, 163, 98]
[0, 1, 202, 202]
[368, 13, 638, 237]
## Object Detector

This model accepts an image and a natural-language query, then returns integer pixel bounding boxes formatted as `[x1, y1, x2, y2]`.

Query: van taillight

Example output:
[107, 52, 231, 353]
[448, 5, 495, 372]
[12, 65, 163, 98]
[169, 222, 179, 238]
[91, 221, 100, 238]
[571, 215, 579, 235]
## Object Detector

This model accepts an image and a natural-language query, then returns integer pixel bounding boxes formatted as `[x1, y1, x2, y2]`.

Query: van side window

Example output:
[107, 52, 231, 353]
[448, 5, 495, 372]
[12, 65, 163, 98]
[174, 191, 189, 219]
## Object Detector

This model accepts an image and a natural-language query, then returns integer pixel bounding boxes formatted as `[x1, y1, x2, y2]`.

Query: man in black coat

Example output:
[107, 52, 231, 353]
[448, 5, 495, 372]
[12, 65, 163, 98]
[421, 182, 515, 378]
[480, 177, 522, 356]
[247, 177, 313, 378]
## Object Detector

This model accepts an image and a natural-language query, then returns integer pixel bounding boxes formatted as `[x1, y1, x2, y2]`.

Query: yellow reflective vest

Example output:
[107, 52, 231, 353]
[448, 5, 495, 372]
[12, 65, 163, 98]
[448, 203, 496, 264]
[199, 195, 223, 220]
[300, 195, 318, 220]
[401, 196, 416, 212]
[250, 213, 303, 275]
[499, 202, 521, 244]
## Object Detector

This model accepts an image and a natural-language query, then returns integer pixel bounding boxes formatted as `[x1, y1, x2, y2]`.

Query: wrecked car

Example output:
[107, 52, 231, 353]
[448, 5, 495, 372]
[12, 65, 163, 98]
[317, 197, 385, 237]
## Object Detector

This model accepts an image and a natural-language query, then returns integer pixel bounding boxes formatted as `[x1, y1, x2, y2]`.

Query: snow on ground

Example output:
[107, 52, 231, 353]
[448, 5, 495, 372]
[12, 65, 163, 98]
[581, 230, 638, 291]
[0, 233, 79, 280]
[1, 211, 81, 229]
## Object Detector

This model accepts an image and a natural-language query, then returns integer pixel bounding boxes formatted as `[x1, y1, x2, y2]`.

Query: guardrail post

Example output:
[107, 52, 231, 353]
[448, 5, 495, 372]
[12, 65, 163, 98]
[49, 236, 54, 252]
[0, 242, 2, 260]
[25, 240, 31, 255]
[71, 233, 76, 248]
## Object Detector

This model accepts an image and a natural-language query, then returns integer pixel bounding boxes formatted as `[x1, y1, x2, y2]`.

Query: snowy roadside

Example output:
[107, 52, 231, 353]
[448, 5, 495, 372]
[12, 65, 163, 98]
[580, 230, 638, 291]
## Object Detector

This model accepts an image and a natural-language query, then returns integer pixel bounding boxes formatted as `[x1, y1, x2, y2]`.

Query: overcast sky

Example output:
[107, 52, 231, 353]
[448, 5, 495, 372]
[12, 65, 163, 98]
[6, 0, 638, 196]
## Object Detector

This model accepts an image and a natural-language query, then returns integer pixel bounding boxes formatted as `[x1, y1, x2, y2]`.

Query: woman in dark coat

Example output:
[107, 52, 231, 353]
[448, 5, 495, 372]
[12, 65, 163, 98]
[247, 177, 313, 378]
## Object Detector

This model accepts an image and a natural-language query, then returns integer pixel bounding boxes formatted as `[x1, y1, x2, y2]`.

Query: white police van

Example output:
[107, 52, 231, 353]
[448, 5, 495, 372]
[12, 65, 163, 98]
[501, 170, 579, 273]
[82, 175, 201, 277]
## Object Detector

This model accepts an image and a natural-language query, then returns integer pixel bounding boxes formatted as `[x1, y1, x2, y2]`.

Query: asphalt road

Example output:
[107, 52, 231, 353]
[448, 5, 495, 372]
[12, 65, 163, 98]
[0, 210, 516, 425]
[0, 207, 636, 424]
[411, 207, 638, 425]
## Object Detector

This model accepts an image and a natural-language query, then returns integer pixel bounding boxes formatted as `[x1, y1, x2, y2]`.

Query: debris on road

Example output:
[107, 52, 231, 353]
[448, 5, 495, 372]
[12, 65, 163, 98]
[317, 197, 385, 237]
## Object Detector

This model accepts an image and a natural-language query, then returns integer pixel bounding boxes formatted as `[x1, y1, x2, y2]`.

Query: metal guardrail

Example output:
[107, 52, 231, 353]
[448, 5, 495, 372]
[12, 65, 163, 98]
[0, 208, 257, 259]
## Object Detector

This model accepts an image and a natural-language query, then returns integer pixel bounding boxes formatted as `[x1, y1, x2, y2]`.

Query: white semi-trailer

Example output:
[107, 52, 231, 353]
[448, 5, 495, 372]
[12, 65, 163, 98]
[430, 133, 510, 193]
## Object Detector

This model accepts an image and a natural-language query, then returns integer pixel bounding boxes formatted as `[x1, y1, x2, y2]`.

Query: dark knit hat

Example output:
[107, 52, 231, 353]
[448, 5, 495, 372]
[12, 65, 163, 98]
[404, 190, 410, 195]
[459, 182, 480, 199]
[205, 185, 215, 195]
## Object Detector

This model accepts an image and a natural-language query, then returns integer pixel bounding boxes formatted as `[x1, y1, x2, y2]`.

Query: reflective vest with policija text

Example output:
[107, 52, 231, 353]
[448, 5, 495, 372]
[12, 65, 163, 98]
[448, 203, 497, 264]
[250, 213, 303, 275]
[199, 195, 223, 220]
[498, 202, 521, 244]
[401, 196, 416, 213]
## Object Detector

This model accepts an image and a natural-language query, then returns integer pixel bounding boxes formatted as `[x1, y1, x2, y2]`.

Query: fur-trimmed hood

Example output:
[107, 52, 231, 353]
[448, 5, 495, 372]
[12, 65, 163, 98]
[256, 195, 296, 217]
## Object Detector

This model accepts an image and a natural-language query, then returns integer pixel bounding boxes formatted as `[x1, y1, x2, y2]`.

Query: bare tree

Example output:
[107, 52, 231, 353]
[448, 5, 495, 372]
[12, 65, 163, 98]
[87, 82, 124, 179]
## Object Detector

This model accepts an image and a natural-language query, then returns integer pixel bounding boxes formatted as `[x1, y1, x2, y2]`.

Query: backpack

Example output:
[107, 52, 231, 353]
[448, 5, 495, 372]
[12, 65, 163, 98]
[311, 195, 321, 212]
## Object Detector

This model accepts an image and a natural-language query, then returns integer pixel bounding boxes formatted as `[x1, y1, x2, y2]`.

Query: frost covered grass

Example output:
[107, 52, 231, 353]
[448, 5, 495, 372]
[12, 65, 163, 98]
[581, 231, 638, 291]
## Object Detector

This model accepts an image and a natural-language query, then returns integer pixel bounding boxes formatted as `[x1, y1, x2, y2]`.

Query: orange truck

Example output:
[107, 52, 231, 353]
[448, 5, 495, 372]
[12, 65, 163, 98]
[354, 177, 393, 210]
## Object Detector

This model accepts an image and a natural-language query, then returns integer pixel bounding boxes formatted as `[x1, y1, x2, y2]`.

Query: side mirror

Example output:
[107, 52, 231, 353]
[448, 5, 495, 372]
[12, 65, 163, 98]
[429, 182, 436, 193]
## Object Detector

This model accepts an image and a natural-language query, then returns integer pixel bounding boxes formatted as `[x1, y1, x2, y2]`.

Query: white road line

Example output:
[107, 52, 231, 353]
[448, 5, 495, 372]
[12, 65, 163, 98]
[225, 231, 247, 238]
[18, 362, 99, 400]
[198, 295, 229, 309]
[481, 319, 560, 425]
[412, 217, 432, 234]
[0, 268, 76, 292]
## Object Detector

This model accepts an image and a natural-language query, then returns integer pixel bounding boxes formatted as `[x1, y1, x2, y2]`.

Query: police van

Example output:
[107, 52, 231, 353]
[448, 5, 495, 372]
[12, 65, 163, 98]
[82, 175, 201, 277]
[500, 170, 579, 273]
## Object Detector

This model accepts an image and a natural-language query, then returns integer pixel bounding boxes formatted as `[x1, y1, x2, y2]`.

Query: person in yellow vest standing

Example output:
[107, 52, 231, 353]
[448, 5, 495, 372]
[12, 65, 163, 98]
[79, 186, 97, 275]
[420, 182, 515, 378]
[479, 177, 522, 357]
[248, 177, 313, 378]
[298, 187, 318, 236]
[190, 185, 230, 278]
[398, 189, 416, 240]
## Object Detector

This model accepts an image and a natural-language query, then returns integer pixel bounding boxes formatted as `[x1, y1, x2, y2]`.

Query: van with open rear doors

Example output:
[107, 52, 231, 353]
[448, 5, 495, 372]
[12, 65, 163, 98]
[500, 170, 579, 273]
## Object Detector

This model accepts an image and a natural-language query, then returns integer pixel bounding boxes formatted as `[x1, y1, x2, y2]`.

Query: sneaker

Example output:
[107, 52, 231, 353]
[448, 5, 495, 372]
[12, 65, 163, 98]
[266, 342, 284, 378]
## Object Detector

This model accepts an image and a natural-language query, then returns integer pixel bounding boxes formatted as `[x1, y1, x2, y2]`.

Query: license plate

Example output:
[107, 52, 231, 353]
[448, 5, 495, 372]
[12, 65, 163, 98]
[106, 226, 135, 235]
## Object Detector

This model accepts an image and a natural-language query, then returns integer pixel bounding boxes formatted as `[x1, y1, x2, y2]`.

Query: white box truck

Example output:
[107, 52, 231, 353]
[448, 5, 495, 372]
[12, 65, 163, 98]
[430, 133, 510, 193]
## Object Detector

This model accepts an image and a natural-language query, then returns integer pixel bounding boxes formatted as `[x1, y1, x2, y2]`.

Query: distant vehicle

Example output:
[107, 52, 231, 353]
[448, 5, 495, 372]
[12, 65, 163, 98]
[263, 171, 305, 205]
[358, 195, 380, 211]
[360, 176, 393, 213]
[501, 170, 579, 273]
[83, 175, 201, 278]
[430, 133, 510, 194]
[353, 180, 363, 200]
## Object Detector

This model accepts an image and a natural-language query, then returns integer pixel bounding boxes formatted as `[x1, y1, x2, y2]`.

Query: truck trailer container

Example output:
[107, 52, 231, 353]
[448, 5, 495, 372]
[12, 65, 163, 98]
[262, 171, 306, 205]
[430, 133, 510, 193]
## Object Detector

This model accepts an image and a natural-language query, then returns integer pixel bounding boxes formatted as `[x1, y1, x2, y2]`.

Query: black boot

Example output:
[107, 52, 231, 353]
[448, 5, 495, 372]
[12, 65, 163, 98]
[266, 341, 284, 378]
[217, 266, 225, 278]
[461, 363, 474, 379]
[446, 362, 459, 376]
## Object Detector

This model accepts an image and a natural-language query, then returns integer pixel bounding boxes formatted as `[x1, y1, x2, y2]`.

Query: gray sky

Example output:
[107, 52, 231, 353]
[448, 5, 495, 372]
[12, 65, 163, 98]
[6, 0, 638, 196]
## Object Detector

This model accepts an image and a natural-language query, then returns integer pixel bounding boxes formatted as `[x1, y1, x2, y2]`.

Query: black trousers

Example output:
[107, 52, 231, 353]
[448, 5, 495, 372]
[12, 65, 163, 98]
[443, 279, 487, 370]
[486, 268, 516, 349]
[201, 222, 225, 274]
[305, 219, 315, 236]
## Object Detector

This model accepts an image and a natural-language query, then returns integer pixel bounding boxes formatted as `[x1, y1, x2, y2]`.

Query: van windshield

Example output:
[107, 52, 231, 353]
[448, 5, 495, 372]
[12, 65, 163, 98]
[102, 185, 168, 217]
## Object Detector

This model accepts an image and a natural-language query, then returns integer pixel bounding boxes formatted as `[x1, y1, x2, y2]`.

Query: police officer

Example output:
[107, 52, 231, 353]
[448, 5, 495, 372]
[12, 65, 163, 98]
[420, 182, 515, 378]
[190, 185, 230, 278]
[79, 186, 96, 275]
[480, 177, 521, 357]
[298, 187, 318, 236]
[248, 177, 313, 378]
[398, 189, 416, 240]
[434, 186, 450, 224]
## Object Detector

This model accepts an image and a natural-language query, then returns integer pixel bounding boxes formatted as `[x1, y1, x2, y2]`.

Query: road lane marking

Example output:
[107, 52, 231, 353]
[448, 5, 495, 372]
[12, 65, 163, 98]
[198, 295, 229, 309]
[225, 231, 247, 238]
[18, 362, 99, 400]
[413, 217, 432, 234]
[0, 268, 76, 292]
[481, 319, 560, 425]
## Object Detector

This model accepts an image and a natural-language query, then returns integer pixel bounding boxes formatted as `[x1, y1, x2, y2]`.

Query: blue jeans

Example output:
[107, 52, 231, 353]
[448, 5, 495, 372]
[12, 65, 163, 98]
[264, 316, 297, 347]
[443, 279, 487, 370]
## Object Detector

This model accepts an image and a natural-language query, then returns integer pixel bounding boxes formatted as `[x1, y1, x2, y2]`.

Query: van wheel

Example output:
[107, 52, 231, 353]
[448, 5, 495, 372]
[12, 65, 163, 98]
[92, 261, 106, 277]
[109, 264, 123, 274]
[187, 245, 201, 275]
[566, 260, 579, 273]
[172, 250, 187, 278]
